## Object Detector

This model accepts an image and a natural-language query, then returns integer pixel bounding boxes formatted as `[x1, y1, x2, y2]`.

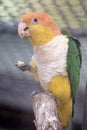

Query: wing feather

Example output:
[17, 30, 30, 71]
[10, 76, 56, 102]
[62, 29, 82, 102]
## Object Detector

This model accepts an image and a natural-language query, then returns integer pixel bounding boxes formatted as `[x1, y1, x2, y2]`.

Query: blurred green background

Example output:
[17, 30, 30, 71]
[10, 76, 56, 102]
[0, 0, 87, 31]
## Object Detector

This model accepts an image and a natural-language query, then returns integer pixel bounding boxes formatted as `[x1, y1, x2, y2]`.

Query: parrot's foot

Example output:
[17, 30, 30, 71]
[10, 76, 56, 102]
[16, 61, 32, 71]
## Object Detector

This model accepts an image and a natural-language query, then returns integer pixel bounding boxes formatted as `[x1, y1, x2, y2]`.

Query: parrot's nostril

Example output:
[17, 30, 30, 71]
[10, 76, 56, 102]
[24, 27, 29, 31]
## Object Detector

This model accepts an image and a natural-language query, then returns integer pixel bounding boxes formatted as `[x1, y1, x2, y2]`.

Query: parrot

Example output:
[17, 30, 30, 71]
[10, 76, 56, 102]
[17, 12, 82, 129]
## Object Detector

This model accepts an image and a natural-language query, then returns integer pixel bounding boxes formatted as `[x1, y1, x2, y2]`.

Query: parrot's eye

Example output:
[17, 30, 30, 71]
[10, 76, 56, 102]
[32, 18, 39, 24]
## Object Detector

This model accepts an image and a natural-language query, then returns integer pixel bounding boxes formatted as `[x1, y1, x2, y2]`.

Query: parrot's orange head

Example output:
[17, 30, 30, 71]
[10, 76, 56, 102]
[18, 12, 61, 46]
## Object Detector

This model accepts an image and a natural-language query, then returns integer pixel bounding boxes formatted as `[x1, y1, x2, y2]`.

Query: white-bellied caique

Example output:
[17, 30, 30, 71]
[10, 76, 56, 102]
[17, 12, 82, 128]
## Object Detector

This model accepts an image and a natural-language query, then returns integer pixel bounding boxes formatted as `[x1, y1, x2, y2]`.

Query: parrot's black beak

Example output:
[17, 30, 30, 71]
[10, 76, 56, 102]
[18, 22, 31, 38]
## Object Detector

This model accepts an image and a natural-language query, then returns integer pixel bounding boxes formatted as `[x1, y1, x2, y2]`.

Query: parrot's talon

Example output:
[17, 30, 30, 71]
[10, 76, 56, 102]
[16, 61, 32, 72]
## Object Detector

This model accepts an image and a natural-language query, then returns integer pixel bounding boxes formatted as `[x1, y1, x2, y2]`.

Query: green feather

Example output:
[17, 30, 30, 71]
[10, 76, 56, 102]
[62, 29, 82, 102]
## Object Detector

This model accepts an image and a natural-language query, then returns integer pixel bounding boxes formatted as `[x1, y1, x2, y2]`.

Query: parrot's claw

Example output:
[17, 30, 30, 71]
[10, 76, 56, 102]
[16, 61, 32, 72]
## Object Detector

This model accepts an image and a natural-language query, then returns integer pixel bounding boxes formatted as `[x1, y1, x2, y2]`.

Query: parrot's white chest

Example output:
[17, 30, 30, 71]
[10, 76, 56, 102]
[32, 35, 69, 91]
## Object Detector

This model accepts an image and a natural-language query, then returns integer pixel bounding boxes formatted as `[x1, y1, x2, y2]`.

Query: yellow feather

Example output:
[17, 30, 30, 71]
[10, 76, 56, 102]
[49, 75, 72, 126]
[29, 24, 55, 46]
[29, 60, 38, 81]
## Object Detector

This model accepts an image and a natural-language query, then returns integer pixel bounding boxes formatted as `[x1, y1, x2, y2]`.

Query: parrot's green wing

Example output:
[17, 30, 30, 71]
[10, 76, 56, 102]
[62, 29, 82, 103]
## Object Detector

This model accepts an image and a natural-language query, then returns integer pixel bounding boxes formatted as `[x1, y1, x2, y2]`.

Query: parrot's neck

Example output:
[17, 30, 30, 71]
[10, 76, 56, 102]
[28, 25, 60, 46]
[32, 35, 69, 90]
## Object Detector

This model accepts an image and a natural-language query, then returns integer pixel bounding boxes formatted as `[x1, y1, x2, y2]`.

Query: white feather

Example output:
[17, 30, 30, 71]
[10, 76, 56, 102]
[32, 35, 69, 91]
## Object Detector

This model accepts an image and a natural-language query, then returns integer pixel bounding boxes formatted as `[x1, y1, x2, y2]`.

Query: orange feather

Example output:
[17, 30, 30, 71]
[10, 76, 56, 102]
[20, 12, 61, 36]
